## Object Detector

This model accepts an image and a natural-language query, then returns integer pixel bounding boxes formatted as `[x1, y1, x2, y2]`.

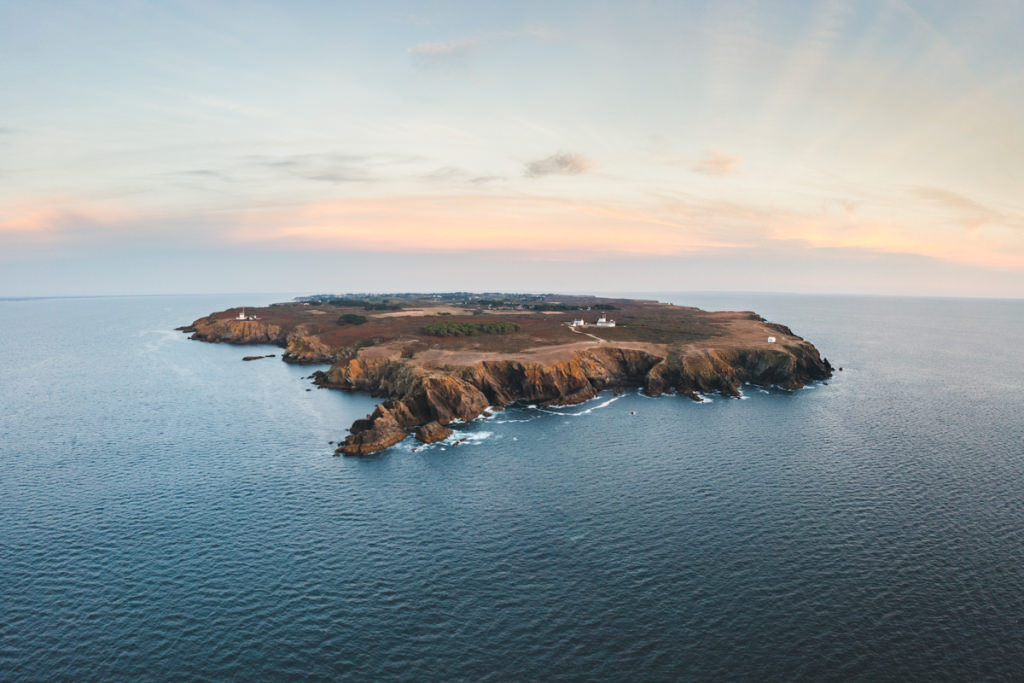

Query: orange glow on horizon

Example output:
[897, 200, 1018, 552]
[3, 193, 1021, 272]
[228, 195, 742, 254]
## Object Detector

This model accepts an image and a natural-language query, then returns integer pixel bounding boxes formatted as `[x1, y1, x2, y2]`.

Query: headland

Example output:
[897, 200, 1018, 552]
[179, 293, 832, 455]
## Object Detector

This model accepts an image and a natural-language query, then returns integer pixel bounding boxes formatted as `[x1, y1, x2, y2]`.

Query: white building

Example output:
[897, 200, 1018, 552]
[767, 336, 776, 343]
[595, 315, 616, 328]
[569, 319, 585, 327]
[236, 308, 257, 321]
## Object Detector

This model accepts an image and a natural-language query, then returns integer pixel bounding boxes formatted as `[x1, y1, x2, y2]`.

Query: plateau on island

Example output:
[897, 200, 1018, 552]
[179, 293, 832, 455]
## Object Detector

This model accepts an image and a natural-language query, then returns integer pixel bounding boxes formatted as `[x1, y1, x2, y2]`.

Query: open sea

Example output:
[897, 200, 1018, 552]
[2, 292, 1023, 681]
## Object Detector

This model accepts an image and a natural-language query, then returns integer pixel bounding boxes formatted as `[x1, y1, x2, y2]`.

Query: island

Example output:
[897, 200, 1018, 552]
[178, 293, 832, 455]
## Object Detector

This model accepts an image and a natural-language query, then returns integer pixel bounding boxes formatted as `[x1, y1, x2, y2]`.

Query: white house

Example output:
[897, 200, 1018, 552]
[767, 336, 776, 343]
[595, 315, 616, 328]
[569, 319, 585, 327]
[236, 308, 257, 321]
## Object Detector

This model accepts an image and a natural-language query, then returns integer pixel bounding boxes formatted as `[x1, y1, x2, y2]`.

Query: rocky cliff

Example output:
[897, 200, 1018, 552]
[313, 342, 831, 456]
[182, 316, 336, 363]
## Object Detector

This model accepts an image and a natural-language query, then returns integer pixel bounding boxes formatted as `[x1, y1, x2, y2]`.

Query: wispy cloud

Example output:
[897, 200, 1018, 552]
[244, 152, 423, 184]
[419, 167, 507, 185]
[525, 152, 594, 178]
[692, 151, 741, 176]
[912, 187, 1023, 232]
[163, 168, 234, 182]
[388, 12, 432, 26]
[407, 26, 554, 63]
[0, 204, 130, 235]
[408, 37, 480, 58]
[228, 194, 730, 254]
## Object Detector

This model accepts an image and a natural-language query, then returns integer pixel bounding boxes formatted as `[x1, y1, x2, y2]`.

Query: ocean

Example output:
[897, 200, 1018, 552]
[2, 292, 1023, 680]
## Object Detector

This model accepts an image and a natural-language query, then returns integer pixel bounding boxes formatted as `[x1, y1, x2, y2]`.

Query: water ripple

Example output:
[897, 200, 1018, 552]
[2, 294, 1024, 679]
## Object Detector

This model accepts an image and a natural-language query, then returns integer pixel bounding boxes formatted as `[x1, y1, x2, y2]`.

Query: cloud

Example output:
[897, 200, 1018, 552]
[525, 152, 594, 178]
[159, 168, 233, 183]
[389, 13, 432, 26]
[692, 151, 741, 176]
[407, 38, 481, 67]
[420, 168, 506, 185]
[408, 38, 479, 58]
[227, 194, 732, 255]
[407, 26, 555, 63]
[911, 187, 1023, 232]
[422, 166, 468, 181]
[0, 204, 132, 235]
[243, 152, 423, 184]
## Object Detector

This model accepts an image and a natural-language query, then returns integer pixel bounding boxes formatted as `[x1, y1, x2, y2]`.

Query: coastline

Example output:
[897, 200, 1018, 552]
[179, 293, 832, 455]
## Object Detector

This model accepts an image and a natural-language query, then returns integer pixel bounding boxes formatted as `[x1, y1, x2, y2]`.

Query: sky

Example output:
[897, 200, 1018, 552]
[2, 0, 1023, 297]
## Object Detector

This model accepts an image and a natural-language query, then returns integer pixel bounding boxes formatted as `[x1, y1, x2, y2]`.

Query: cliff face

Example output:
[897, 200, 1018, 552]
[186, 317, 287, 346]
[314, 342, 831, 456]
[184, 317, 335, 363]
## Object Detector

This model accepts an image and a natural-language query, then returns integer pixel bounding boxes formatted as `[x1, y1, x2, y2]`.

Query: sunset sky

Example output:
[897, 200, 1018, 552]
[2, 0, 1022, 297]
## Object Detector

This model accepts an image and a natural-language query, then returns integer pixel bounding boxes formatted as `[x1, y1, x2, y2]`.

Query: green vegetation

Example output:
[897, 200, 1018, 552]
[305, 296, 402, 310]
[336, 313, 368, 325]
[423, 321, 521, 337]
[527, 302, 617, 311]
[530, 303, 580, 311]
[329, 298, 402, 310]
[360, 301, 403, 311]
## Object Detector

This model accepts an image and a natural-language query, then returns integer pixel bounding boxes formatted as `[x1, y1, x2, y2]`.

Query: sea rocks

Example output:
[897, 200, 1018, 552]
[415, 421, 452, 444]
[337, 403, 411, 456]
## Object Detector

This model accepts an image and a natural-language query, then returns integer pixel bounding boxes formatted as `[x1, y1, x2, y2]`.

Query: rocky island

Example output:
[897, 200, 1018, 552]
[179, 293, 832, 455]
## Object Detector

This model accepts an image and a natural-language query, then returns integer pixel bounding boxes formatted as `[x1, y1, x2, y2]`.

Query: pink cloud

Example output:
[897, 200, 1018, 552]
[692, 151, 741, 176]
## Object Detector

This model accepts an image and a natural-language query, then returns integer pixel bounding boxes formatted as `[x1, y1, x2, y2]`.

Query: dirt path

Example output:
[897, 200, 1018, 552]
[569, 326, 605, 344]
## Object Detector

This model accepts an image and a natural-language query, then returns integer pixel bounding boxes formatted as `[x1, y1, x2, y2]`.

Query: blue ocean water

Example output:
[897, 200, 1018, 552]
[2, 292, 1023, 680]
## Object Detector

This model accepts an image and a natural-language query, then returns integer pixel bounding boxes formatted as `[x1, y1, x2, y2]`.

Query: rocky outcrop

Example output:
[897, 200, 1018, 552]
[642, 344, 831, 398]
[335, 402, 412, 456]
[282, 330, 334, 364]
[415, 421, 452, 444]
[188, 317, 287, 346]
[318, 342, 831, 456]
[186, 316, 334, 363]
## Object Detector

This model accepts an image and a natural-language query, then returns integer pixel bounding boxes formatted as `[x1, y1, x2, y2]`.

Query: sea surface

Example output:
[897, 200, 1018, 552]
[2, 292, 1023, 681]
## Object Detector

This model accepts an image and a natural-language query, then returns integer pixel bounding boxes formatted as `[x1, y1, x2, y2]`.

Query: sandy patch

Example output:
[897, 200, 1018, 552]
[371, 306, 474, 318]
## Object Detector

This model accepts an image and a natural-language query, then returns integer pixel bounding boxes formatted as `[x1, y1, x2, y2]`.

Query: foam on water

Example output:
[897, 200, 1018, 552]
[538, 394, 623, 417]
